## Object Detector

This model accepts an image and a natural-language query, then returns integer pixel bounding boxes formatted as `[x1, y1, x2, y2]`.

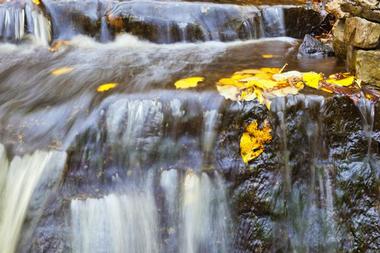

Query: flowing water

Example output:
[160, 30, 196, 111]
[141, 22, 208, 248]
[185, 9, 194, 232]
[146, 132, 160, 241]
[0, 0, 379, 253]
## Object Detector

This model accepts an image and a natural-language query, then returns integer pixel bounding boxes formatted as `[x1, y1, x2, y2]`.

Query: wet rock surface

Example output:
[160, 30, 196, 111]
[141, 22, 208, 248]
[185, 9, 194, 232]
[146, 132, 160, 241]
[298, 34, 334, 57]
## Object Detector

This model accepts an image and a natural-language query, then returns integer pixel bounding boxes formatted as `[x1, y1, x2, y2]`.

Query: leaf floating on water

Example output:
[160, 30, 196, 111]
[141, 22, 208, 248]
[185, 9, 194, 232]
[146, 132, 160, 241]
[262, 54, 274, 59]
[174, 77, 204, 89]
[326, 73, 354, 87]
[216, 85, 240, 101]
[215, 67, 304, 109]
[51, 67, 74, 76]
[272, 71, 302, 82]
[302, 72, 323, 89]
[97, 83, 118, 92]
[240, 120, 272, 164]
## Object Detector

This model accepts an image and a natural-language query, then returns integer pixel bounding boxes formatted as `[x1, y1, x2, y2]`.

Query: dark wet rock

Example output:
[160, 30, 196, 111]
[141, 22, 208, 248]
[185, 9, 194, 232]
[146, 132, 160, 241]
[298, 34, 334, 57]
[283, 7, 326, 38]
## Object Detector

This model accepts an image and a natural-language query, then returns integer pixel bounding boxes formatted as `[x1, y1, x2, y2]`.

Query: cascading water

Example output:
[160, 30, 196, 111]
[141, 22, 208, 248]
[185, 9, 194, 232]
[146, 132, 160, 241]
[0, 0, 379, 252]
[0, 146, 66, 253]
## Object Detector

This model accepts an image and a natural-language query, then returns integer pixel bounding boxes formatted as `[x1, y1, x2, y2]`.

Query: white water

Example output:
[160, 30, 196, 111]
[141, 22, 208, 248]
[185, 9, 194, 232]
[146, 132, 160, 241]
[71, 170, 231, 253]
[182, 172, 231, 253]
[25, 5, 51, 45]
[0, 145, 66, 253]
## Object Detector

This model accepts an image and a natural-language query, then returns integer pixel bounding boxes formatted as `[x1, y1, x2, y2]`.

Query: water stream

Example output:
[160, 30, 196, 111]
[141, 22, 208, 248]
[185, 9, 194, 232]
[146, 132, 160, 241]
[0, 0, 379, 253]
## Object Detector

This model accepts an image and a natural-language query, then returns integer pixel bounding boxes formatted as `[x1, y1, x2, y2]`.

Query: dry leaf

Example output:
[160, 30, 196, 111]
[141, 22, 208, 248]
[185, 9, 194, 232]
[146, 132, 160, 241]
[262, 54, 274, 59]
[175, 77, 204, 89]
[303, 72, 323, 89]
[97, 83, 118, 92]
[240, 120, 272, 164]
[51, 67, 74, 76]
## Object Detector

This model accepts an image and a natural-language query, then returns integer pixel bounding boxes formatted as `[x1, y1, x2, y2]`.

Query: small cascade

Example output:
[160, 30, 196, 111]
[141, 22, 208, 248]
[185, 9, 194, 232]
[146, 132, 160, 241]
[100, 16, 111, 42]
[181, 171, 231, 253]
[25, 4, 51, 45]
[70, 170, 231, 253]
[71, 182, 160, 253]
[271, 96, 338, 252]
[108, 1, 261, 43]
[260, 6, 286, 37]
[0, 2, 51, 44]
[0, 145, 66, 253]
[357, 97, 376, 158]
[0, 3, 25, 42]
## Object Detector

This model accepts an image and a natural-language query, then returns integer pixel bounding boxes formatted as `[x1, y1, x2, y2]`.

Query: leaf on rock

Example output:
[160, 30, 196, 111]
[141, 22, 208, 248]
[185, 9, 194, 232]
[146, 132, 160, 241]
[302, 72, 323, 89]
[51, 67, 74, 76]
[240, 120, 272, 164]
[97, 83, 118, 92]
[174, 77, 204, 89]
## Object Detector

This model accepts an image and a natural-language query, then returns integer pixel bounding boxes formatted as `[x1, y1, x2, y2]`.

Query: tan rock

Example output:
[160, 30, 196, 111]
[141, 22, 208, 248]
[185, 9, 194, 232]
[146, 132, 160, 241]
[326, 0, 349, 19]
[332, 19, 347, 58]
[344, 16, 380, 49]
[355, 50, 380, 86]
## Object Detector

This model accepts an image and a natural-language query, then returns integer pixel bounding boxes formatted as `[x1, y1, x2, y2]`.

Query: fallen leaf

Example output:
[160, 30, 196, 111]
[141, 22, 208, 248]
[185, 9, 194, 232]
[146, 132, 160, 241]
[97, 83, 118, 92]
[240, 120, 272, 164]
[51, 67, 74, 76]
[49, 40, 71, 52]
[326, 75, 354, 87]
[32, 0, 41, 5]
[303, 72, 323, 89]
[175, 77, 204, 89]
[216, 85, 240, 101]
[272, 71, 302, 82]
[262, 54, 274, 59]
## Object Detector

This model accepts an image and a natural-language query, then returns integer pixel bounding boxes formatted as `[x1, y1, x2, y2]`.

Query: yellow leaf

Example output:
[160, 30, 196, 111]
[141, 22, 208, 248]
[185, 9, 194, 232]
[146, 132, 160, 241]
[174, 77, 204, 89]
[260, 67, 281, 74]
[240, 88, 257, 101]
[216, 85, 240, 101]
[303, 72, 323, 89]
[272, 71, 302, 82]
[97, 83, 118, 92]
[240, 120, 272, 164]
[262, 54, 274, 59]
[51, 67, 74, 76]
[246, 78, 278, 90]
[326, 76, 354, 87]
[231, 74, 253, 81]
[32, 0, 41, 5]
[234, 69, 263, 75]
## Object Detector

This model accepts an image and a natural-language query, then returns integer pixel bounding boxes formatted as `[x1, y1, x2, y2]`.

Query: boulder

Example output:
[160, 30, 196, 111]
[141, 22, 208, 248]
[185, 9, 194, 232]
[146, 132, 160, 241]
[344, 16, 380, 49]
[332, 18, 346, 58]
[355, 50, 380, 86]
[298, 34, 334, 57]
[341, 0, 380, 23]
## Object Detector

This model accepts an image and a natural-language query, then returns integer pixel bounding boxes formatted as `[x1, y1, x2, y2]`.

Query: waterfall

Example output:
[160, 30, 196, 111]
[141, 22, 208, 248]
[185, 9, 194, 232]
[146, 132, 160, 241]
[0, 4, 25, 41]
[0, 145, 66, 253]
[25, 4, 51, 46]
[357, 97, 375, 158]
[70, 169, 231, 253]
[271, 96, 338, 252]
[181, 171, 231, 253]
[71, 193, 160, 253]
[261, 7, 286, 37]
